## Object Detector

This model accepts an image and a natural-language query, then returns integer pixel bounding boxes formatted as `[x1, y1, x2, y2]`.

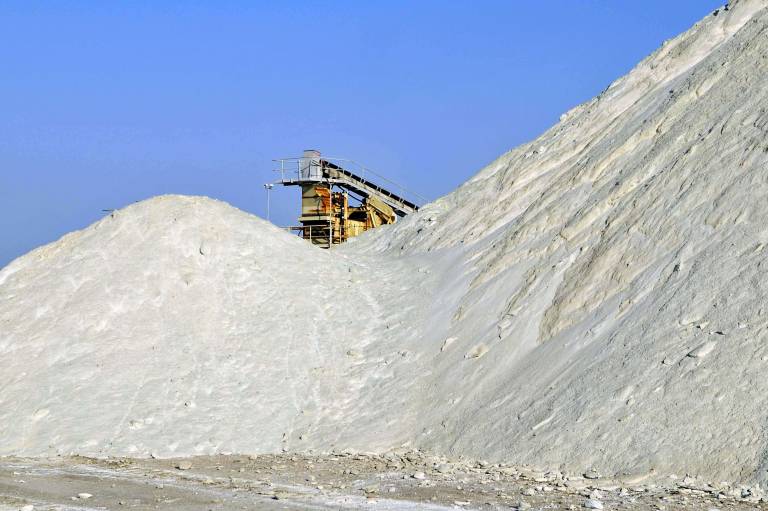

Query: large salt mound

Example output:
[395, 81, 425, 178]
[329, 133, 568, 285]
[349, 0, 768, 483]
[0, 196, 385, 456]
[3, 0, 768, 486]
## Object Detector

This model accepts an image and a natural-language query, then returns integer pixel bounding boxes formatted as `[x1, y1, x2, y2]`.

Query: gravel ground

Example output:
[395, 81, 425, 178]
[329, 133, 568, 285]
[1, 451, 766, 510]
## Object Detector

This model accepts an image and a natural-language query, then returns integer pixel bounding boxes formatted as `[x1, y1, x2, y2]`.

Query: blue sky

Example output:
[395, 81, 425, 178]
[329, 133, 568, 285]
[0, 1, 725, 267]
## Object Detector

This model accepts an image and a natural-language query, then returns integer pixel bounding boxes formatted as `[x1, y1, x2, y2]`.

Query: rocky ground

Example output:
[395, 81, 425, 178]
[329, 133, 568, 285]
[0, 451, 766, 510]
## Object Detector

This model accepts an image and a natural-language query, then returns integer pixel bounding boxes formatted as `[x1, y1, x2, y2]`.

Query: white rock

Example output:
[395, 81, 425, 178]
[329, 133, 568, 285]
[687, 341, 716, 358]
[464, 343, 489, 359]
[440, 337, 457, 352]
[584, 499, 604, 509]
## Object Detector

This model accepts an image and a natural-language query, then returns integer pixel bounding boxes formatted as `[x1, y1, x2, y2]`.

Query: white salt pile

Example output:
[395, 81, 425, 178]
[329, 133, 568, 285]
[2, 0, 768, 487]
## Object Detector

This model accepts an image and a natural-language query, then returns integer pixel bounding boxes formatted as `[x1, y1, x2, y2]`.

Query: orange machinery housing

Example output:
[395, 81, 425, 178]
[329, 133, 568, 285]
[274, 150, 420, 248]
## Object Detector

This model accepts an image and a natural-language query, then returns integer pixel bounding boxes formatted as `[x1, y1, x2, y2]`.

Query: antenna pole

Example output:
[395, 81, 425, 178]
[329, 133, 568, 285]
[264, 183, 274, 221]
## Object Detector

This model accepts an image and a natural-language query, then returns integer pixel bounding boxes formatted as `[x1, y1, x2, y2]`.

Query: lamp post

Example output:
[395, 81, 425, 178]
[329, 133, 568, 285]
[264, 183, 274, 222]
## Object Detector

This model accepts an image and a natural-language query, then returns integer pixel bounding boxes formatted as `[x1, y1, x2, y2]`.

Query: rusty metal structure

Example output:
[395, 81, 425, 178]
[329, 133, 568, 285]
[272, 150, 424, 247]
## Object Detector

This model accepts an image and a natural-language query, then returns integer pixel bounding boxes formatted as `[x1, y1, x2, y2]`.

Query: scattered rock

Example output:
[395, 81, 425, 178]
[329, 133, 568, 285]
[465, 343, 489, 359]
[687, 341, 716, 358]
[176, 461, 193, 470]
[441, 337, 457, 352]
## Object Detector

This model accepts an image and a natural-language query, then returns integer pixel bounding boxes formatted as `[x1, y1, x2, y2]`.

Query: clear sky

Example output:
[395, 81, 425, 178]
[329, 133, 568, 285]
[0, 1, 725, 268]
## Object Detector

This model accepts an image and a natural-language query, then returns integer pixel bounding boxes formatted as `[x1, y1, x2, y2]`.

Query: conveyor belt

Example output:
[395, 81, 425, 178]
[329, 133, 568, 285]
[321, 160, 419, 217]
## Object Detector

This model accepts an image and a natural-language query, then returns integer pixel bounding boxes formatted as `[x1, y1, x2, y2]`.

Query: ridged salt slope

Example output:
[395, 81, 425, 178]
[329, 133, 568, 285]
[346, 0, 768, 483]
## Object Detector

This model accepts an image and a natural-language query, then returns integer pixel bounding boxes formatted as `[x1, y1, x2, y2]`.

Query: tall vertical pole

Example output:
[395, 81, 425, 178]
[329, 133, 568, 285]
[264, 183, 274, 221]
[328, 181, 333, 248]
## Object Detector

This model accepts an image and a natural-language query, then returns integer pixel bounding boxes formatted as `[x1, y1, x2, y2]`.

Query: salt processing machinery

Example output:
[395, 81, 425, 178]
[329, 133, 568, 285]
[271, 150, 424, 247]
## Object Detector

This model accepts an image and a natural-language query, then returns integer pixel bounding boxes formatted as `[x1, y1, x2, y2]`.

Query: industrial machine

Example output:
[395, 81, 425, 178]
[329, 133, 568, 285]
[271, 150, 423, 247]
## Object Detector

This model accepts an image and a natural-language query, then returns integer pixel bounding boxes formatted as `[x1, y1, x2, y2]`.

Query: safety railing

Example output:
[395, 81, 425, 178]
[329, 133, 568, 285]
[283, 225, 338, 247]
[272, 156, 427, 207]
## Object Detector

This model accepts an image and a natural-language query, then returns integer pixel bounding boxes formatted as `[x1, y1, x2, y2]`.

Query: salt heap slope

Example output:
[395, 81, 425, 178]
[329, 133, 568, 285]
[346, 0, 768, 484]
[3, 0, 768, 486]
[0, 196, 390, 457]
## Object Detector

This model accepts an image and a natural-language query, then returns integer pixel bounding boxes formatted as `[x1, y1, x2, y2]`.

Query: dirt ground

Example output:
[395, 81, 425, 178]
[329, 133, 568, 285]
[1, 452, 766, 510]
